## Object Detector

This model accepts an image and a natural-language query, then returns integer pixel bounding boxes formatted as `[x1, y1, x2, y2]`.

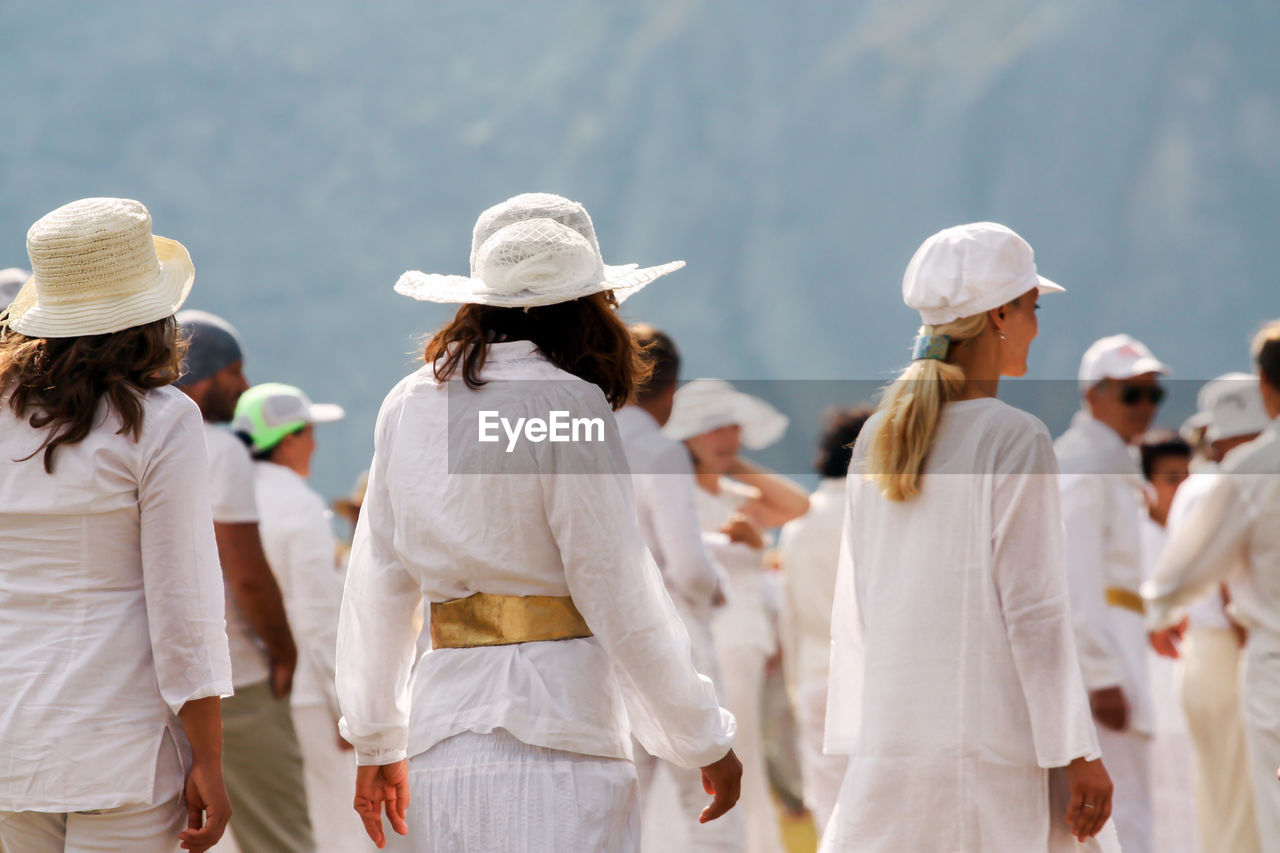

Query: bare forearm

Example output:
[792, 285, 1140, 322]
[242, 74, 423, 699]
[214, 522, 297, 662]
[727, 458, 810, 524]
[179, 696, 223, 764]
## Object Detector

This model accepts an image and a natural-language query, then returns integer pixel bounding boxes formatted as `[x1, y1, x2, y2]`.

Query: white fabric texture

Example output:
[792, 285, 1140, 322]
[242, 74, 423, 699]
[0, 386, 232, 812]
[794, 678, 845, 841]
[291, 704, 373, 853]
[253, 461, 343, 713]
[336, 341, 734, 770]
[1054, 410, 1156, 733]
[1139, 518, 1198, 853]
[824, 398, 1100, 852]
[203, 422, 271, 689]
[694, 482, 785, 853]
[408, 728, 639, 853]
[1166, 468, 1233, 630]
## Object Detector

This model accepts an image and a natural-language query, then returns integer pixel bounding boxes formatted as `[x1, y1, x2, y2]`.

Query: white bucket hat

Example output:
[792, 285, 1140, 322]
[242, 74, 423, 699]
[1184, 373, 1270, 443]
[395, 193, 684, 308]
[663, 379, 789, 450]
[903, 222, 1064, 327]
[4, 198, 194, 338]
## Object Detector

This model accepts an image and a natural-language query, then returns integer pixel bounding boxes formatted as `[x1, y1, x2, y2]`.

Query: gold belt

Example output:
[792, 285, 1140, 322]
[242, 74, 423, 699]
[1105, 587, 1145, 616]
[429, 592, 593, 649]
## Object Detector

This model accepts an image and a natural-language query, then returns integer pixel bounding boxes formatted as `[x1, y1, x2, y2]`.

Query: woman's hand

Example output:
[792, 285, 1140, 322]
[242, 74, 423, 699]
[355, 760, 410, 848]
[178, 760, 232, 852]
[721, 513, 764, 550]
[1063, 756, 1113, 842]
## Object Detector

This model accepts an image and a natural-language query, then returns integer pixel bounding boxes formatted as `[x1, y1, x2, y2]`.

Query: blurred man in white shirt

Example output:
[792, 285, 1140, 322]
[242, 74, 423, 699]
[1056, 333, 1169, 853]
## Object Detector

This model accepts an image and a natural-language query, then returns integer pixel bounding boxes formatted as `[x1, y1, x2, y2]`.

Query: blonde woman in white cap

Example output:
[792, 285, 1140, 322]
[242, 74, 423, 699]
[1144, 326, 1280, 852]
[822, 223, 1114, 852]
[230, 383, 370, 852]
[664, 378, 810, 853]
[0, 198, 232, 851]
[1055, 333, 1171, 853]
[336, 193, 741, 852]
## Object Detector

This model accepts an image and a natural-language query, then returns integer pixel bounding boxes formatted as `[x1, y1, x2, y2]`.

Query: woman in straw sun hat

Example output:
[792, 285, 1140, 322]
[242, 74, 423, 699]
[820, 222, 1116, 853]
[336, 193, 741, 852]
[0, 198, 233, 852]
[663, 378, 810, 853]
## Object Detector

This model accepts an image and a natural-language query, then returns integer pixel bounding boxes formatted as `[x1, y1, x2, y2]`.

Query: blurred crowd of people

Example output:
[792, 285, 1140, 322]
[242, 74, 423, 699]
[0, 196, 1277, 853]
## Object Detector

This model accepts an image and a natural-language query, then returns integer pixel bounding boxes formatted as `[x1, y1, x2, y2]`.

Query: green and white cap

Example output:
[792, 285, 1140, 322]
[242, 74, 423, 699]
[232, 382, 344, 452]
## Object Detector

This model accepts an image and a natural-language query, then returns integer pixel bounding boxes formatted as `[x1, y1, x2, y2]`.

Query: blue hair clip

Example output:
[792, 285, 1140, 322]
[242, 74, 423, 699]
[912, 334, 950, 361]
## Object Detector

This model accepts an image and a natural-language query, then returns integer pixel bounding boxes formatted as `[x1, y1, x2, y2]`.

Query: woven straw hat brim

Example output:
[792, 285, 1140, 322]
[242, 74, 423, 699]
[394, 260, 684, 308]
[5, 236, 194, 338]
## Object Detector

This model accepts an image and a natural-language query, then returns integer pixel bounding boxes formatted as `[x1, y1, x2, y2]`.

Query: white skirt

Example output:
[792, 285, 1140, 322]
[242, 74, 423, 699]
[408, 729, 639, 853]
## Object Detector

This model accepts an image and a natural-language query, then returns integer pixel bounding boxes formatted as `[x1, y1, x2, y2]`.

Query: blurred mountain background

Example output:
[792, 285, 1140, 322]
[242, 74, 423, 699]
[3, 1, 1278, 497]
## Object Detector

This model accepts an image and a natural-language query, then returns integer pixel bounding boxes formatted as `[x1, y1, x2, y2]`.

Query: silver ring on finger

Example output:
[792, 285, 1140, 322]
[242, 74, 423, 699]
[1083, 803, 1095, 809]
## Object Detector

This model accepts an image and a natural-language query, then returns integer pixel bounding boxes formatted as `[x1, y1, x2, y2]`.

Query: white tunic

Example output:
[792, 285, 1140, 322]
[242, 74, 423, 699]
[336, 341, 734, 770]
[0, 387, 233, 812]
[824, 398, 1100, 852]
[777, 478, 846, 694]
[1055, 411, 1154, 735]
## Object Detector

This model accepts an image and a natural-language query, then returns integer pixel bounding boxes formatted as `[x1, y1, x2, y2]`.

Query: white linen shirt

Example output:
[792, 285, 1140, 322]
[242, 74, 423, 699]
[615, 406, 724, 620]
[1054, 410, 1154, 735]
[1144, 419, 1280, 638]
[1161, 466, 1232, 630]
[203, 422, 270, 688]
[777, 478, 845, 694]
[824, 399, 1100, 852]
[0, 386, 233, 811]
[336, 341, 734, 769]
[254, 461, 343, 714]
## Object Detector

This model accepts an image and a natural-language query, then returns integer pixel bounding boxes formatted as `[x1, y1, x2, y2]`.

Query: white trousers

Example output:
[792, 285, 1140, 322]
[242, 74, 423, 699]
[408, 729, 639, 853]
[793, 679, 846, 840]
[1241, 633, 1280, 853]
[714, 640, 785, 853]
[1095, 725, 1153, 853]
[1180, 627, 1260, 853]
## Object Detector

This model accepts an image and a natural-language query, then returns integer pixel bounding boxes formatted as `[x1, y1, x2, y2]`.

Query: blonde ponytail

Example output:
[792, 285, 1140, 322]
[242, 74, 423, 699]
[866, 313, 989, 501]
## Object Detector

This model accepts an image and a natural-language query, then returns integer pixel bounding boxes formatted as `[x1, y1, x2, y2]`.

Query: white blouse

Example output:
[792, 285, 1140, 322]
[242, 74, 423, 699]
[0, 386, 232, 811]
[336, 341, 734, 769]
[824, 398, 1099, 852]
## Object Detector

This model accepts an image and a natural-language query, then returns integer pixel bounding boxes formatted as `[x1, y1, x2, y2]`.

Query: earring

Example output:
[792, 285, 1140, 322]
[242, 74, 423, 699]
[999, 331, 1006, 341]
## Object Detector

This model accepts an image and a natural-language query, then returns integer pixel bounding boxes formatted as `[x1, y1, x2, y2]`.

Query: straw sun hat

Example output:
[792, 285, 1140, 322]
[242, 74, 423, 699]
[3, 198, 194, 338]
[395, 193, 684, 308]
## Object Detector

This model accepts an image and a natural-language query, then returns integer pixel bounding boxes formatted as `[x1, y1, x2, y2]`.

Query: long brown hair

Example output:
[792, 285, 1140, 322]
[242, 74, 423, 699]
[0, 317, 186, 472]
[422, 292, 648, 410]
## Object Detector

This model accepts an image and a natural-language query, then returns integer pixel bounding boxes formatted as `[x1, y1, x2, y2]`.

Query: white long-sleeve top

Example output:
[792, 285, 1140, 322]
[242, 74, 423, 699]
[1054, 410, 1154, 735]
[1161, 466, 1231, 630]
[336, 341, 734, 769]
[777, 478, 845, 695]
[254, 461, 343, 715]
[695, 478, 777, 656]
[0, 386, 233, 811]
[1144, 419, 1280, 637]
[615, 405, 724, 622]
[824, 398, 1099, 852]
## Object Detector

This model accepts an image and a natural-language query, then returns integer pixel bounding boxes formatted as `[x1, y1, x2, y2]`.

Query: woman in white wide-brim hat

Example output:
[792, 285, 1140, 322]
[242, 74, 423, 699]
[336, 193, 742, 852]
[664, 378, 810, 853]
[820, 222, 1116, 852]
[0, 198, 233, 852]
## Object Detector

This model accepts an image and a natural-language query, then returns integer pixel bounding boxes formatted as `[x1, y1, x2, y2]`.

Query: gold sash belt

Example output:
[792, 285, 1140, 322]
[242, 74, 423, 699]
[1105, 586, 1146, 616]
[429, 592, 593, 649]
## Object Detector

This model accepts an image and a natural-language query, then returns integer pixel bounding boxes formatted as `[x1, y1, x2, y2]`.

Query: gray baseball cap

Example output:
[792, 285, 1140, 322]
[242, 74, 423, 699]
[176, 309, 244, 386]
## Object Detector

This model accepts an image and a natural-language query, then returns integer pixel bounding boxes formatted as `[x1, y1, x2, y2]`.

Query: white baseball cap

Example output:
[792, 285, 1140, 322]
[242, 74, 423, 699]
[902, 222, 1064, 327]
[1187, 373, 1270, 443]
[1078, 334, 1170, 391]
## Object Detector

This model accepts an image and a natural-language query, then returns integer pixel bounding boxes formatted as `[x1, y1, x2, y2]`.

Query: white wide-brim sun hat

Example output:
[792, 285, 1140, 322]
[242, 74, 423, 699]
[663, 379, 789, 450]
[395, 193, 684, 308]
[4, 198, 194, 338]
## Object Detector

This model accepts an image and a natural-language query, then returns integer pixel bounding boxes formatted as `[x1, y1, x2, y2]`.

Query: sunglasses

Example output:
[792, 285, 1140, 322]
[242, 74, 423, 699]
[1119, 384, 1165, 406]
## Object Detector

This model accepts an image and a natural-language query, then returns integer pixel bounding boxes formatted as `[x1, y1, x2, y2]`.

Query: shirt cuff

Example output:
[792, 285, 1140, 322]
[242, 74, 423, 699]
[355, 746, 408, 767]
[165, 681, 235, 716]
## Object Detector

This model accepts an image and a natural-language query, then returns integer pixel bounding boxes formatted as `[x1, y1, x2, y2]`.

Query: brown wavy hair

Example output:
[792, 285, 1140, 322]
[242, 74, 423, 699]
[0, 317, 186, 473]
[422, 292, 648, 410]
